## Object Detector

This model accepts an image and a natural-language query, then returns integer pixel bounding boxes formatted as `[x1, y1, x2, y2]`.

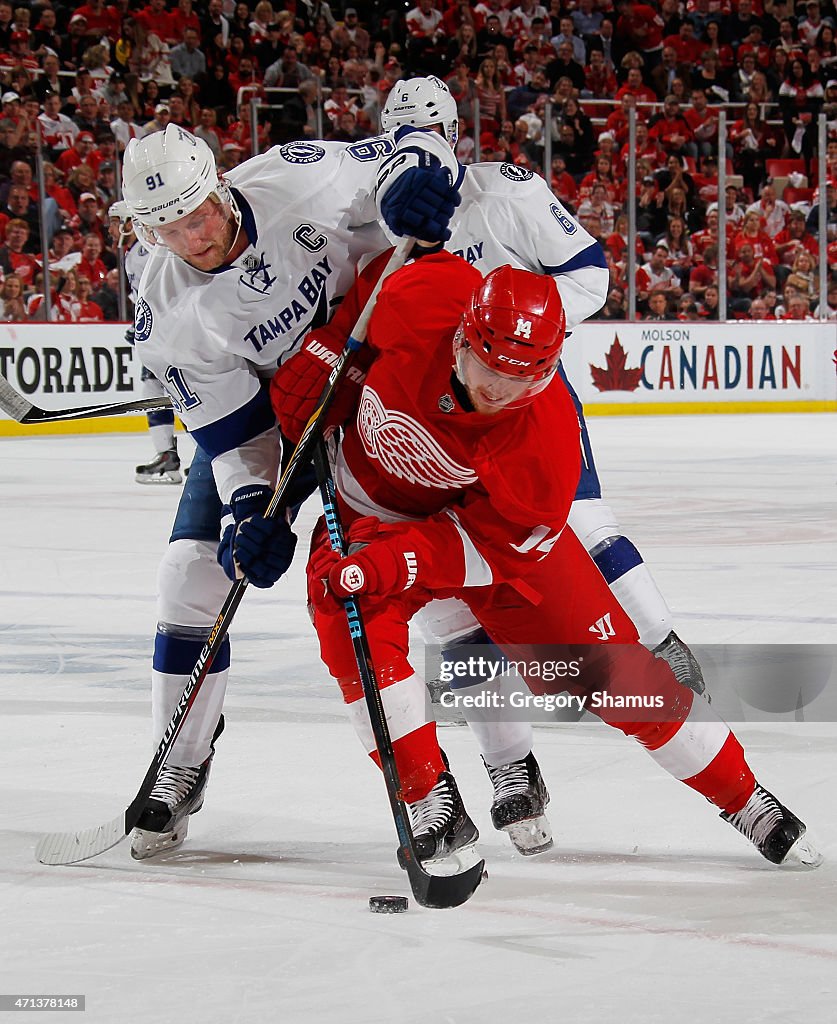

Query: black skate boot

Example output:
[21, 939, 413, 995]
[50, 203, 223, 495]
[130, 717, 224, 860]
[403, 767, 479, 871]
[653, 630, 708, 699]
[135, 448, 182, 485]
[484, 751, 553, 856]
[721, 784, 822, 869]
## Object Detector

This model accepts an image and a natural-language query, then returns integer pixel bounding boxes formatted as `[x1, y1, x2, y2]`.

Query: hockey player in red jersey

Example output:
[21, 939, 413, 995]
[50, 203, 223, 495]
[271, 251, 822, 872]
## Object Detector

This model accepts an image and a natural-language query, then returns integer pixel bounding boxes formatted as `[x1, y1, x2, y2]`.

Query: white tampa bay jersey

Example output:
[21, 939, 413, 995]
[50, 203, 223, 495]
[124, 239, 150, 304]
[133, 139, 394, 503]
[446, 163, 609, 331]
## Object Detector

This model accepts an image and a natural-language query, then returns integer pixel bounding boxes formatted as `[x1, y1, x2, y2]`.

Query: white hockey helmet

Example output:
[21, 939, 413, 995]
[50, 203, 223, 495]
[122, 124, 234, 244]
[381, 76, 459, 149]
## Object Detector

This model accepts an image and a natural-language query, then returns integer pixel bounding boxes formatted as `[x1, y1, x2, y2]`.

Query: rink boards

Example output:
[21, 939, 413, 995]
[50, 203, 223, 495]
[1, 320, 835, 436]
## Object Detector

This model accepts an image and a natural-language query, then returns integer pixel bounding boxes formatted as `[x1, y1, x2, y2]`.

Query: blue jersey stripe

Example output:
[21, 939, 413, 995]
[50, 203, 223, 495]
[542, 241, 608, 275]
[190, 388, 276, 459]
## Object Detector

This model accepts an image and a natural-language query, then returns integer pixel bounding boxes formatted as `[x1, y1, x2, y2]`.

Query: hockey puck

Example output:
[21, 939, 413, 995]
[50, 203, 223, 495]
[369, 895, 408, 914]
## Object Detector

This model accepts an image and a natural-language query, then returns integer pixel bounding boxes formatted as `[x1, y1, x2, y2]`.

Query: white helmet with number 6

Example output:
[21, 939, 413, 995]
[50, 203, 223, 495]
[121, 124, 237, 245]
[381, 76, 459, 149]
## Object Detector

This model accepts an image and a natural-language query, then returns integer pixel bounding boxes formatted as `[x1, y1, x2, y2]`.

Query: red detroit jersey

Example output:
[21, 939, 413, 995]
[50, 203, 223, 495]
[324, 251, 583, 590]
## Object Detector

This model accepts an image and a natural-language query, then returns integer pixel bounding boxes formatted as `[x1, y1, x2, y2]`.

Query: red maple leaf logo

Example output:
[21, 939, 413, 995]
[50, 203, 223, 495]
[590, 335, 643, 392]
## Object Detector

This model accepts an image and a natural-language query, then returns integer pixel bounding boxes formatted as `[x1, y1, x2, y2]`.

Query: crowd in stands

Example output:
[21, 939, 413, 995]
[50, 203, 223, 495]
[0, 0, 835, 324]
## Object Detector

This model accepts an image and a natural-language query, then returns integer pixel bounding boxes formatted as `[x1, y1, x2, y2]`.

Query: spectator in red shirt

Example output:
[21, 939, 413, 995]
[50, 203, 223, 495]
[618, 120, 662, 175]
[615, 0, 665, 65]
[614, 66, 658, 105]
[43, 163, 78, 220]
[75, 191, 105, 241]
[228, 54, 259, 97]
[76, 233, 108, 286]
[683, 86, 719, 157]
[55, 131, 97, 176]
[0, 218, 39, 287]
[74, 1, 121, 43]
[549, 153, 577, 205]
[169, 0, 201, 42]
[583, 49, 618, 98]
[606, 91, 639, 145]
[688, 243, 719, 301]
[648, 95, 696, 157]
[738, 24, 771, 69]
[73, 272, 105, 322]
[774, 209, 821, 267]
[139, 0, 174, 44]
[732, 210, 778, 264]
[663, 21, 705, 67]
[579, 154, 623, 205]
[729, 242, 776, 309]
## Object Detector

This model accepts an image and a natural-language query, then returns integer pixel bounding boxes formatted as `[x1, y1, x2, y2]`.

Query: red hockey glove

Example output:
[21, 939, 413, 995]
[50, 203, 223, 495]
[270, 334, 366, 444]
[308, 517, 420, 613]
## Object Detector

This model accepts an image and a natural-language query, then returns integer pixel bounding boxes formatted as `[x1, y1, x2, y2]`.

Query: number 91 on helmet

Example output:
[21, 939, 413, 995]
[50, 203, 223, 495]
[454, 266, 566, 414]
[120, 124, 241, 267]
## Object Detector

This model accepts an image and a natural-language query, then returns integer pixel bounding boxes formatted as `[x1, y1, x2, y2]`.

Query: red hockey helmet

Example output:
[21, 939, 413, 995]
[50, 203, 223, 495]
[455, 266, 566, 410]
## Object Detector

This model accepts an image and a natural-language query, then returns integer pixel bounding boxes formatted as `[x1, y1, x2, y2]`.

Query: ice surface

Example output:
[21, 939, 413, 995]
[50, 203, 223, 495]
[1, 414, 835, 1024]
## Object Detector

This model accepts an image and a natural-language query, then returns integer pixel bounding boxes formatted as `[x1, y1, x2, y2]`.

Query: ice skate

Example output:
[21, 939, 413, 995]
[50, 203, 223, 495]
[402, 768, 480, 875]
[653, 630, 708, 699]
[131, 719, 223, 860]
[135, 448, 182, 485]
[484, 751, 553, 856]
[721, 784, 823, 869]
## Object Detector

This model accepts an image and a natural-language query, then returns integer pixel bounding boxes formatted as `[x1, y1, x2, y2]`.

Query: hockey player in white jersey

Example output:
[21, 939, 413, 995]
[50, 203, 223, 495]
[373, 76, 708, 847]
[120, 123, 464, 859]
[109, 202, 180, 484]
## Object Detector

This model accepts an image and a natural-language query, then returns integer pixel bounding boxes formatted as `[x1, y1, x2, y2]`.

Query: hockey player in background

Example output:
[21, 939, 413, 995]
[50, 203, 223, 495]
[108, 202, 180, 484]
[118, 122, 463, 859]
[272, 251, 821, 872]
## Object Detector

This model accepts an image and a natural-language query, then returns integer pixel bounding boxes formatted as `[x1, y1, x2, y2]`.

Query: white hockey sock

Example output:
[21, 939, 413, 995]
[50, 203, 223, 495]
[152, 668, 228, 765]
[608, 563, 673, 649]
[149, 423, 176, 454]
[456, 675, 534, 767]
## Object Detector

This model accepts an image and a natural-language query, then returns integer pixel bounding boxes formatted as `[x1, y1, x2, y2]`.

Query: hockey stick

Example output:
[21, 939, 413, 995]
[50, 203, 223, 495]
[35, 236, 416, 867]
[313, 440, 485, 909]
[0, 372, 174, 424]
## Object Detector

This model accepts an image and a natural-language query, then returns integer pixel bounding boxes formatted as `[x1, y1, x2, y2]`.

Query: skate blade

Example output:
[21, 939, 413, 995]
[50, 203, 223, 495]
[135, 471, 182, 485]
[780, 833, 824, 870]
[130, 821, 188, 860]
[424, 839, 482, 877]
[503, 815, 554, 856]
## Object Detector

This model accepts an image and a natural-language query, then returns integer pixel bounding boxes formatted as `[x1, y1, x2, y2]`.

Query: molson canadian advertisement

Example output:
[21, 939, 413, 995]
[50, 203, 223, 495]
[563, 322, 837, 413]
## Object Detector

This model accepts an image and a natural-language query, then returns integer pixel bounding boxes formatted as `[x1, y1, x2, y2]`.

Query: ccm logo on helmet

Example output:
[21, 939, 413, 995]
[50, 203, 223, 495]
[498, 354, 532, 367]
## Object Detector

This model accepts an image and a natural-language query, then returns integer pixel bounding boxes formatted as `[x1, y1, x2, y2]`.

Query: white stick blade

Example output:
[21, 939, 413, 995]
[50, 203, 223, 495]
[35, 815, 126, 865]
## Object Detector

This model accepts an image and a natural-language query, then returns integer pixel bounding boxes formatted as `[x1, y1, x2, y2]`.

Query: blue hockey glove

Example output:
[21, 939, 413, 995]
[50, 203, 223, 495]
[379, 164, 461, 243]
[376, 128, 464, 243]
[217, 485, 297, 589]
